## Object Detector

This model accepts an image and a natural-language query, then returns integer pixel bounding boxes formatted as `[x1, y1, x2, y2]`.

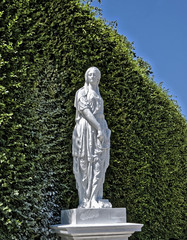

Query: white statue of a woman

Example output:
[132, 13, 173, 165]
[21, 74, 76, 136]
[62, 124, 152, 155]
[72, 67, 112, 209]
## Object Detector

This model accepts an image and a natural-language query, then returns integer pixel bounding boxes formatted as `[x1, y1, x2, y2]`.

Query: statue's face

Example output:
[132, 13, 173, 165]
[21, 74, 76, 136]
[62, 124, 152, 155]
[87, 69, 99, 86]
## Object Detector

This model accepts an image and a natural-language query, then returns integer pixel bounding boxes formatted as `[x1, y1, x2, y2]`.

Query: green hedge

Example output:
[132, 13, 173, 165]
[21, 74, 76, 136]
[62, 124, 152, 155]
[0, 0, 186, 239]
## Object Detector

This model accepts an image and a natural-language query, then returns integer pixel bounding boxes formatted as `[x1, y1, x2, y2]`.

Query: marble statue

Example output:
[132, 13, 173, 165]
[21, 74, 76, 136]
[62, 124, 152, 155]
[72, 67, 112, 209]
[51, 67, 143, 240]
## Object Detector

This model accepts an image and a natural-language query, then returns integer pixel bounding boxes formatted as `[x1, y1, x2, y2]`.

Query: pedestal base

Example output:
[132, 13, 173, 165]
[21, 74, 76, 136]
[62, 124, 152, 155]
[50, 208, 143, 240]
[51, 222, 143, 240]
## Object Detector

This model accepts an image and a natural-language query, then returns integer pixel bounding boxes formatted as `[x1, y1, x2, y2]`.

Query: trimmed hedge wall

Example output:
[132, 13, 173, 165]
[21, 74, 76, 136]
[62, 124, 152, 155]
[0, 0, 186, 239]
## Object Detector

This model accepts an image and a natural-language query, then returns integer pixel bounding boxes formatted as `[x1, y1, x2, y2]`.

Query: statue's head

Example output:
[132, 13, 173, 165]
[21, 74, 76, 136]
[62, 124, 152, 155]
[85, 67, 101, 85]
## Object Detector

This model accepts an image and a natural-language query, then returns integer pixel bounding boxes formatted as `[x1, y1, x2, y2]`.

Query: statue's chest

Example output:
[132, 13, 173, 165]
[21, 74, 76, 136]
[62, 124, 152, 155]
[87, 93, 103, 113]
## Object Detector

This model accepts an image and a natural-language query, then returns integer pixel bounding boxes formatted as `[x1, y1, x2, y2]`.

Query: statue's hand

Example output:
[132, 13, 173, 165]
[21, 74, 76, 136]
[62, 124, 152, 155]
[97, 129, 105, 143]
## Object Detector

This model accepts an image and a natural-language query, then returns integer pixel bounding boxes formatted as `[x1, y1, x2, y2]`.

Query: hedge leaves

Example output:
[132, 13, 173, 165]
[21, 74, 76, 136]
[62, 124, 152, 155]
[0, 0, 186, 239]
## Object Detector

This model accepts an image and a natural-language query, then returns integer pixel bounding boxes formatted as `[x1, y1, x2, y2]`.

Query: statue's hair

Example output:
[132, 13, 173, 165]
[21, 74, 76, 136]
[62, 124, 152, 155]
[85, 66, 101, 84]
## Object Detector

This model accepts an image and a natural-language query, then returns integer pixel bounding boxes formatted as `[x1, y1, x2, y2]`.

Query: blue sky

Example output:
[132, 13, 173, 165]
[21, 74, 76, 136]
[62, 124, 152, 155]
[91, 0, 187, 119]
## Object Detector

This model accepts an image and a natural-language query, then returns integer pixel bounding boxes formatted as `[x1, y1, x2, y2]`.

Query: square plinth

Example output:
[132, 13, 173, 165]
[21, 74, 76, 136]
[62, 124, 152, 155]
[61, 208, 126, 225]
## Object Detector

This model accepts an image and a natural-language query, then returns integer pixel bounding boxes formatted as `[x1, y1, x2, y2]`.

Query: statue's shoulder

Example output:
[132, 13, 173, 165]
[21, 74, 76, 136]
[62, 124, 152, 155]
[76, 86, 86, 100]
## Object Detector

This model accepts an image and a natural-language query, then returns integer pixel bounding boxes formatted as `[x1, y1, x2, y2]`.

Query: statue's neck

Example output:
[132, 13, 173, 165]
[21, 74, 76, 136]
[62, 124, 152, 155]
[89, 84, 97, 92]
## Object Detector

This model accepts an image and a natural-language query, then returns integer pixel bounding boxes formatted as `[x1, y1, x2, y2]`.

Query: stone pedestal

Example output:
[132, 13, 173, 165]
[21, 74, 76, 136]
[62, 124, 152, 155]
[50, 208, 143, 240]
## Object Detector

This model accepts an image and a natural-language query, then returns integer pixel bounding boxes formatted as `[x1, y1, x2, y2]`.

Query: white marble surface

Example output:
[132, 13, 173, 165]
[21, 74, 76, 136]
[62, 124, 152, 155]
[50, 208, 143, 239]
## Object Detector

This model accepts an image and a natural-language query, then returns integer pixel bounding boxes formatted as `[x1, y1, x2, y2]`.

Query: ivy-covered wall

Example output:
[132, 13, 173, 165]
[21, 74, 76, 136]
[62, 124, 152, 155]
[0, 0, 186, 239]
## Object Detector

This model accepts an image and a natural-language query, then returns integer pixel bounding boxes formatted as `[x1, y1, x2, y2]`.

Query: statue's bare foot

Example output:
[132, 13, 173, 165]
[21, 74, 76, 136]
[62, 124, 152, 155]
[98, 199, 112, 208]
[91, 199, 102, 208]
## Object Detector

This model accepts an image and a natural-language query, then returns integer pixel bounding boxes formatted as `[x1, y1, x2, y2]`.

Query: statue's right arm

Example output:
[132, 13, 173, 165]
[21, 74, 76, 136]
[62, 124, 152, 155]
[82, 108, 101, 131]
[79, 107, 105, 143]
